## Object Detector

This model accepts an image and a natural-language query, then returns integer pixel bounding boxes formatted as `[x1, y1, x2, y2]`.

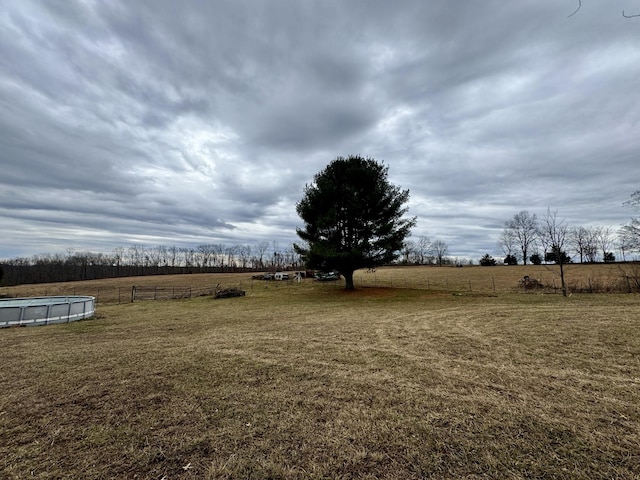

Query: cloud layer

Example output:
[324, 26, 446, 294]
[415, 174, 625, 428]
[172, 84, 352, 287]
[1, 1, 639, 261]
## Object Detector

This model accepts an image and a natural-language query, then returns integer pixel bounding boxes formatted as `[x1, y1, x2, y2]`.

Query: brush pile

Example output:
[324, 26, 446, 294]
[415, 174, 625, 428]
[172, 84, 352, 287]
[214, 286, 246, 299]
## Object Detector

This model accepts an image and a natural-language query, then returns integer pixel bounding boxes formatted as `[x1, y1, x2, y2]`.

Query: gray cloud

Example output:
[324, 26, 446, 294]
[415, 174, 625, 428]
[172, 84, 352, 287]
[1, 0, 639, 261]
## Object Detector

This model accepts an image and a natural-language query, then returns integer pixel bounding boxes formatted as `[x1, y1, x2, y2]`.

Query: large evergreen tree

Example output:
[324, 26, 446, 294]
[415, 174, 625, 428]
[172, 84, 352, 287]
[295, 156, 416, 290]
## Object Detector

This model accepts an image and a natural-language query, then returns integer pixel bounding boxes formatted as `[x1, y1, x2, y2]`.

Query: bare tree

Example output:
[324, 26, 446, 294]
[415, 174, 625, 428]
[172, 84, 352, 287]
[144, 246, 160, 269]
[212, 243, 225, 268]
[540, 209, 570, 296]
[497, 229, 517, 262]
[431, 240, 449, 266]
[180, 247, 195, 268]
[225, 245, 240, 270]
[128, 245, 142, 266]
[401, 240, 416, 264]
[619, 191, 640, 254]
[568, 0, 640, 18]
[113, 247, 125, 275]
[504, 210, 538, 265]
[620, 220, 640, 254]
[284, 244, 301, 269]
[255, 240, 270, 270]
[238, 245, 251, 269]
[168, 245, 178, 267]
[271, 241, 281, 270]
[197, 244, 213, 268]
[570, 226, 599, 263]
[584, 227, 599, 263]
[570, 226, 588, 263]
[415, 236, 431, 265]
[596, 227, 615, 262]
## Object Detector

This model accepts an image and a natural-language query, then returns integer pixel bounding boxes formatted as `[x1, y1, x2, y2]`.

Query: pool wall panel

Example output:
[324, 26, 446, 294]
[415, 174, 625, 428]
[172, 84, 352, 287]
[0, 296, 96, 327]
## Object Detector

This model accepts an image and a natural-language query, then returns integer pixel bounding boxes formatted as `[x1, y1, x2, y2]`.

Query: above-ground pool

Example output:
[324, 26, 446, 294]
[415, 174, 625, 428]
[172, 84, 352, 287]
[0, 296, 96, 328]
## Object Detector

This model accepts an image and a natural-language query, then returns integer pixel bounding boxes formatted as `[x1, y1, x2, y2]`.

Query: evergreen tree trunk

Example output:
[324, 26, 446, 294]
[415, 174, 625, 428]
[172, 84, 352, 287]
[343, 270, 355, 290]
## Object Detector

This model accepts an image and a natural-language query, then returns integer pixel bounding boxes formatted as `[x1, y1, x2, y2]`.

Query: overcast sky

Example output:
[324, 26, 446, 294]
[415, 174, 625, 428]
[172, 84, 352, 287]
[1, 1, 639, 262]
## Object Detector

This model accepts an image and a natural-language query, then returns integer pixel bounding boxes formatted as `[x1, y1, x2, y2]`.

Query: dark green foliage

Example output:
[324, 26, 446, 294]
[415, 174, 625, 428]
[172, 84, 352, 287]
[504, 254, 518, 265]
[544, 250, 571, 264]
[295, 156, 416, 289]
[603, 252, 615, 263]
[530, 253, 542, 265]
[479, 254, 497, 266]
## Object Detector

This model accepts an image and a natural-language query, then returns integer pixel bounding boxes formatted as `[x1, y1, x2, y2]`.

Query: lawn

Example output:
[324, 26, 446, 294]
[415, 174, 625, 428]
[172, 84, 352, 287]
[1, 279, 639, 479]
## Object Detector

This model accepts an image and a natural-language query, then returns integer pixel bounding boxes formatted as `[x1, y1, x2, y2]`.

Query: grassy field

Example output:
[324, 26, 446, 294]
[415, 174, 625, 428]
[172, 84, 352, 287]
[1, 263, 638, 302]
[1, 271, 640, 478]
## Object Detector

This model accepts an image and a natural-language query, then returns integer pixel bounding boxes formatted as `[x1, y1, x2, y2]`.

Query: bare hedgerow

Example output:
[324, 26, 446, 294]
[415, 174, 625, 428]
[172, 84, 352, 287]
[617, 264, 640, 293]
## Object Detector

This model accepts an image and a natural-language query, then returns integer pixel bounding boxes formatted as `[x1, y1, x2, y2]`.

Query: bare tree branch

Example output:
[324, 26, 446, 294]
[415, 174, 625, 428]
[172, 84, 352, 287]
[567, 0, 581, 18]
[567, 1, 640, 19]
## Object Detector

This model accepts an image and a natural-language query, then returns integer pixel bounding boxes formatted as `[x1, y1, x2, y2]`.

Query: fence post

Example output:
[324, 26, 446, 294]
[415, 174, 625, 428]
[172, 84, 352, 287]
[468, 279, 471, 292]
[131, 286, 136, 303]
[492, 277, 496, 293]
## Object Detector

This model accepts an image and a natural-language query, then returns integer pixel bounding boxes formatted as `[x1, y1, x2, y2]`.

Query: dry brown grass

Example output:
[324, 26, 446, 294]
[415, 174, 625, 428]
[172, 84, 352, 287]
[1, 275, 640, 478]
[354, 263, 635, 293]
[0, 272, 252, 303]
[1, 263, 636, 302]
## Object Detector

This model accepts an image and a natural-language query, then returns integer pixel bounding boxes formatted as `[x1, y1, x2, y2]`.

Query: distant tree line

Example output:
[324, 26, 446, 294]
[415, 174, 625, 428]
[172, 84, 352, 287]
[476, 192, 640, 297]
[397, 236, 458, 266]
[0, 242, 303, 286]
[491, 206, 636, 266]
[3, 187, 639, 288]
[1, 235, 458, 287]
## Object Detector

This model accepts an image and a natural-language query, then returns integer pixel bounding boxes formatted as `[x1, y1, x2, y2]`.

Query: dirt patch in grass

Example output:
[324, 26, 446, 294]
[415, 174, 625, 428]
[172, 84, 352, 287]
[1, 287, 639, 479]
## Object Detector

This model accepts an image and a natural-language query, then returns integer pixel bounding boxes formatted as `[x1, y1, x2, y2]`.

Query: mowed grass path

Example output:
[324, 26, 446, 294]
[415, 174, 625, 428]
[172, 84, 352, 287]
[1, 282, 639, 479]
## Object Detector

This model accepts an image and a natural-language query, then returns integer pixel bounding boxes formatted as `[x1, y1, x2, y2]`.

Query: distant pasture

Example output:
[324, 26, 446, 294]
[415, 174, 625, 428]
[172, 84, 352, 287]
[1, 263, 638, 303]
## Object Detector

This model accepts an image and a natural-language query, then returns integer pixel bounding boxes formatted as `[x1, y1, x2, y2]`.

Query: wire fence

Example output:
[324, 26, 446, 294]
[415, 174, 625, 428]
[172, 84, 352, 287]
[0, 280, 292, 304]
[2, 266, 638, 305]
[131, 285, 216, 301]
[348, 270, 640, 294]
[0, 285, 235, 304]
[352, 274, 540, 293]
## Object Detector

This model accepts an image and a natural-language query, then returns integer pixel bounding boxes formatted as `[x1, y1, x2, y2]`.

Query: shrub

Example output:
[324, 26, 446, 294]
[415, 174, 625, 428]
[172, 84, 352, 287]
[479, 254, 497, 266]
